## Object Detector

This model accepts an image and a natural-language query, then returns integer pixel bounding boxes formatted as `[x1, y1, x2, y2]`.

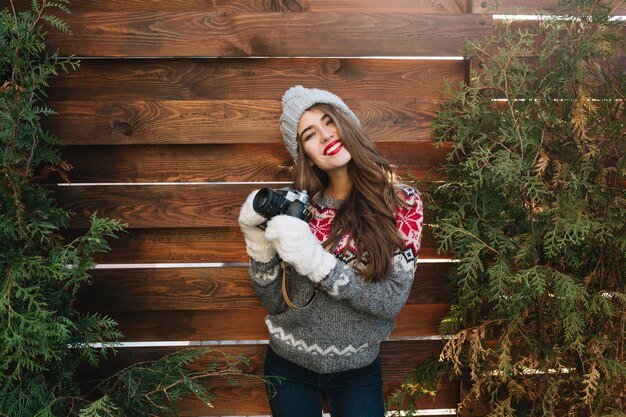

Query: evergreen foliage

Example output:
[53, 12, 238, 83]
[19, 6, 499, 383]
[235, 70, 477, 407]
[390, 1, 625, 416]
[1, 2, 123, 415]
[1, 2, 260, 416]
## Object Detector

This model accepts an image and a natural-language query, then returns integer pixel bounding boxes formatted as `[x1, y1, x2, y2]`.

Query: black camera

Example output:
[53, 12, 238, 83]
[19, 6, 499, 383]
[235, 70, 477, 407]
[253, 187, 314, 225]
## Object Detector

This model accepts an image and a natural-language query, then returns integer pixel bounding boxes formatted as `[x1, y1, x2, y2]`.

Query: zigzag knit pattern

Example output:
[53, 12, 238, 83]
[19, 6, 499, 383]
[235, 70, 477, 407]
[266, 317, 369, 356]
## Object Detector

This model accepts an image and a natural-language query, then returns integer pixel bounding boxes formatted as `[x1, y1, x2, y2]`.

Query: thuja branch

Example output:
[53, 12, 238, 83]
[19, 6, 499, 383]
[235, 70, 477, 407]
[144, 367, 243, 398]
[448, 224, 501, 255]
[401, 1, 626, 415]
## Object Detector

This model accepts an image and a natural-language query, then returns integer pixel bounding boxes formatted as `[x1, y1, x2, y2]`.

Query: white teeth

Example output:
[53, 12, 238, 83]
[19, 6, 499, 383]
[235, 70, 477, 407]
[325, 142, 340, 155]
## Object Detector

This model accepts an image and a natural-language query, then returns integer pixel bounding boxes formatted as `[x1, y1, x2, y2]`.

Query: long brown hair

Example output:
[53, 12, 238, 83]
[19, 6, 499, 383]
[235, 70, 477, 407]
[293, 103, 404, 283]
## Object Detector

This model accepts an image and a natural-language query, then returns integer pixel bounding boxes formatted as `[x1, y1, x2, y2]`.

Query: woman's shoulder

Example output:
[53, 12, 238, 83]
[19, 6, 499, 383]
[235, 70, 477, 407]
[393, 184, 424, 243]
[393, 183, 422, 207]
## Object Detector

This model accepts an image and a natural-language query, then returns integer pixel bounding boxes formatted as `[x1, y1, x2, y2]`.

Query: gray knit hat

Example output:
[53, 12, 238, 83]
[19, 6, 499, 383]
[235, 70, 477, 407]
[279, 85, 361, 161]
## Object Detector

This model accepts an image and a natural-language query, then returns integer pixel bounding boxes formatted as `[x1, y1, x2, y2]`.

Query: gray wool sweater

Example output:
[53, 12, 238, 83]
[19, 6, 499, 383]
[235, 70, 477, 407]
[249, 187, 423, 374]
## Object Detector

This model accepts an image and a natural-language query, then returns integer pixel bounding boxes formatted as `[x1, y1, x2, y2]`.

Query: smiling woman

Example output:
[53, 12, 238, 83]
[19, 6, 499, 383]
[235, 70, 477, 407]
[238, 85, 424, 417]
[298, 108, 353, 184]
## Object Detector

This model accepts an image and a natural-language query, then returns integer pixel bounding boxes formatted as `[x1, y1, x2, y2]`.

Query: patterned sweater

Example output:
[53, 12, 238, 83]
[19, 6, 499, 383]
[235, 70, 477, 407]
[249, 186, 423, 373]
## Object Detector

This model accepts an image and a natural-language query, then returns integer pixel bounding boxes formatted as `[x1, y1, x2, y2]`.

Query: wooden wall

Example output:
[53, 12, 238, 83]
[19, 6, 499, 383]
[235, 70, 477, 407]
[25, 0, 623, 415]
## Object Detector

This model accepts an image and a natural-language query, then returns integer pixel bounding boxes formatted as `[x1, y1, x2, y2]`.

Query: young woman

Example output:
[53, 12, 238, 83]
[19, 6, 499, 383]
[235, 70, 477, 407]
[238, 85, 423, 417]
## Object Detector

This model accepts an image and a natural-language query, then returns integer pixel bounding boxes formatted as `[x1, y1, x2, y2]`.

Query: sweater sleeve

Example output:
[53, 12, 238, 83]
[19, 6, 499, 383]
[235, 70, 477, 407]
[248, 254, 287, 314]
[317, 187, 423, 320]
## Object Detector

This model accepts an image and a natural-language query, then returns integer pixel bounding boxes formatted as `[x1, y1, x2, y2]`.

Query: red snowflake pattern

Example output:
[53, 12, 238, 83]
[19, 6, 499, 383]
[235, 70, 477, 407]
[395, 189, 424, 255]
[395, 205, 423, 239]
[308, 206, 335, 242]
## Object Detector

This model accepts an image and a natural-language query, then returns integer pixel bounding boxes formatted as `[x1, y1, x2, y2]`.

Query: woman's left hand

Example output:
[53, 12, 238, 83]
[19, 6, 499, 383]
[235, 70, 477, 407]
[265, 215, 337, 283]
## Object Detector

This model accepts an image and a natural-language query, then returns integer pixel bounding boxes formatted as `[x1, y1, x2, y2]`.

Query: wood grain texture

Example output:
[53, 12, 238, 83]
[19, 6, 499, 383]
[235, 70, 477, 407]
[75, 227, 249, 263]
[65, 225, 444, 264]
[78, 340, 444, 379]
[46, 99, 444, 145]
[58, 142, 450, 183]
[54, 184, 258, 228]
[76, 263, 450, 311]
[15, 0, 468, 13]
[44, 12, 491, 57]
[473, 0, 626, 15]
[93, 304, 449, 341]
[54, 184, 443, 229]
[47, 58, 465, 101]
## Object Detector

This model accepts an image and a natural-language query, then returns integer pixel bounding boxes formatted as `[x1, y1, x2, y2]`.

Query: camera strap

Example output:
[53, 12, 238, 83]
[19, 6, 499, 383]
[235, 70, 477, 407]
[280, 240, 339, 310]
[281, 261, 318, 310]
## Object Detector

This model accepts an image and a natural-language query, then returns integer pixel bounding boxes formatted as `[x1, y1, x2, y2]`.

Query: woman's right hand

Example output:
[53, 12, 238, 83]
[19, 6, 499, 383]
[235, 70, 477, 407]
[238, 190, 267, 228]
[238, 190, 276, 263]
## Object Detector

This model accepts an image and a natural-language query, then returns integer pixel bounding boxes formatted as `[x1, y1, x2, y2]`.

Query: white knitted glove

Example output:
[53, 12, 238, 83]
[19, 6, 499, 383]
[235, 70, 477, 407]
[265, 215, 337, 284]
[238, 190, 276, 263]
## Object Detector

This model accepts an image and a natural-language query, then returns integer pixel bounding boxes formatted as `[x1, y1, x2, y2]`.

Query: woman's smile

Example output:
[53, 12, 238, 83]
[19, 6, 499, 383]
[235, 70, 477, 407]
[323, 139, 343, 156]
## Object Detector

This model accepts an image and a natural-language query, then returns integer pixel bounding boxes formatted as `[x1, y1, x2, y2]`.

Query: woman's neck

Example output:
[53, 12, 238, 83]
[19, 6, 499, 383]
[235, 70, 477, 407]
[326, 169, 352, 200]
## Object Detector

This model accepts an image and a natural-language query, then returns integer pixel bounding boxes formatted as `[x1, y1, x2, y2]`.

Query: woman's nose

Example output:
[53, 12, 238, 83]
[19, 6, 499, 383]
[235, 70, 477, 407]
[320, 128, 334, 142]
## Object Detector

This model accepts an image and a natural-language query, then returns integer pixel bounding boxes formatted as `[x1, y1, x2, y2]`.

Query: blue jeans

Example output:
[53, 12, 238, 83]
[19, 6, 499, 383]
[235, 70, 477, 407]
[264, 347, 384, 417]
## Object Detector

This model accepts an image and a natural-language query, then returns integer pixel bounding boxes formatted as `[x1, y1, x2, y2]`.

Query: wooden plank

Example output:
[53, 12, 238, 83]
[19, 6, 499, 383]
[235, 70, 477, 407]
[78, 342, 458, 414]
[473, 0, 626, 15]
[81, 227, 250, 264]
[58, 142, 449, 183]
[15, 0, 468, 13]
[78, 341, 445, 381]
[66, 225, 444, 264]
[47, 58, 465, 101]
[54, 184, 443, 229]
[46, 99, 443, 145]
[44, 13, 491, 57]
[394, 304, 450, 337]
[54, 184, 258, 228]
[76, 263, 450, 312]
[95, 304, 449, 341]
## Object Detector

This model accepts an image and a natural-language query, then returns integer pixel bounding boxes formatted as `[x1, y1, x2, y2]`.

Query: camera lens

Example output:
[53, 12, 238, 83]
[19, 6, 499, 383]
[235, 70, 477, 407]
[253, 188, 270, 210]
[253, 188, 287, 218]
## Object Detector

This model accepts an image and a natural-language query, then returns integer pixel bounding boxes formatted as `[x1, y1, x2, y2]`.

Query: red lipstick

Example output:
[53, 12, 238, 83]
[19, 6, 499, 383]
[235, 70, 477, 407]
[323, 139, 343, 156]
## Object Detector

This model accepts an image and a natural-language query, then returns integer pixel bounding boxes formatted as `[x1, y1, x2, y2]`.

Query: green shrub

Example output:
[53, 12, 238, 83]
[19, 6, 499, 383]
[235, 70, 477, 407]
[390, 1, 625, 415]
[1, 2, 259, 416]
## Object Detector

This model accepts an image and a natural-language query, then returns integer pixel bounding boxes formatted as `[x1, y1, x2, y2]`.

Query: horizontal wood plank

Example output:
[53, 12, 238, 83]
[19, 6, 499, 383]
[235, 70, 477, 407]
[48, 58, 465, 101]
[473, 0, 626, 15]
[76, 263, 451, 311]
[45, 13, 491, 57]
[95, 304, 449, 341]
[47, 99, 443, 145]
[58, 142, 449, 183]
[54, 184, 443, 229]
[16, 0, 468, 13]
[55, 184, 258, 228]
[78, 342, 457, 415]
[79, 341, 444, 381]
[66, 226, 444, 264]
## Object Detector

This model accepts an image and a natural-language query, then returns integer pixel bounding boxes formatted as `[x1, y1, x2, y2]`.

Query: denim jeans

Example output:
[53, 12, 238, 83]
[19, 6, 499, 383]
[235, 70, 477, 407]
[264, 347, 385, 417]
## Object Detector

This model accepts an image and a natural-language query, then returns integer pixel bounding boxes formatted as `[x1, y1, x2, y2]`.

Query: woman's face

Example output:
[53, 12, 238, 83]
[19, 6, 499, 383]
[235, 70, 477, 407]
[297, 108, 352, 173]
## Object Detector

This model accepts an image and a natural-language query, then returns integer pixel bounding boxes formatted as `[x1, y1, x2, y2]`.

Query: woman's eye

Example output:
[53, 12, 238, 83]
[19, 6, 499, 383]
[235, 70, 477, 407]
[305, 132, 316, 141]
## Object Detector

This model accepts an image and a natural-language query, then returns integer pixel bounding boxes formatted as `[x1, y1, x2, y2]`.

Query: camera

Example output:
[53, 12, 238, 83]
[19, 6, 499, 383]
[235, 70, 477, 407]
[253, 187, 314, 225]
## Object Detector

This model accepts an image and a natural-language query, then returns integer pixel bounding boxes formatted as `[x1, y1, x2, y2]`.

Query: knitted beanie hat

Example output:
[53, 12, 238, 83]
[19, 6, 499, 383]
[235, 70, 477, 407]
[279, 85, 361, 161]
